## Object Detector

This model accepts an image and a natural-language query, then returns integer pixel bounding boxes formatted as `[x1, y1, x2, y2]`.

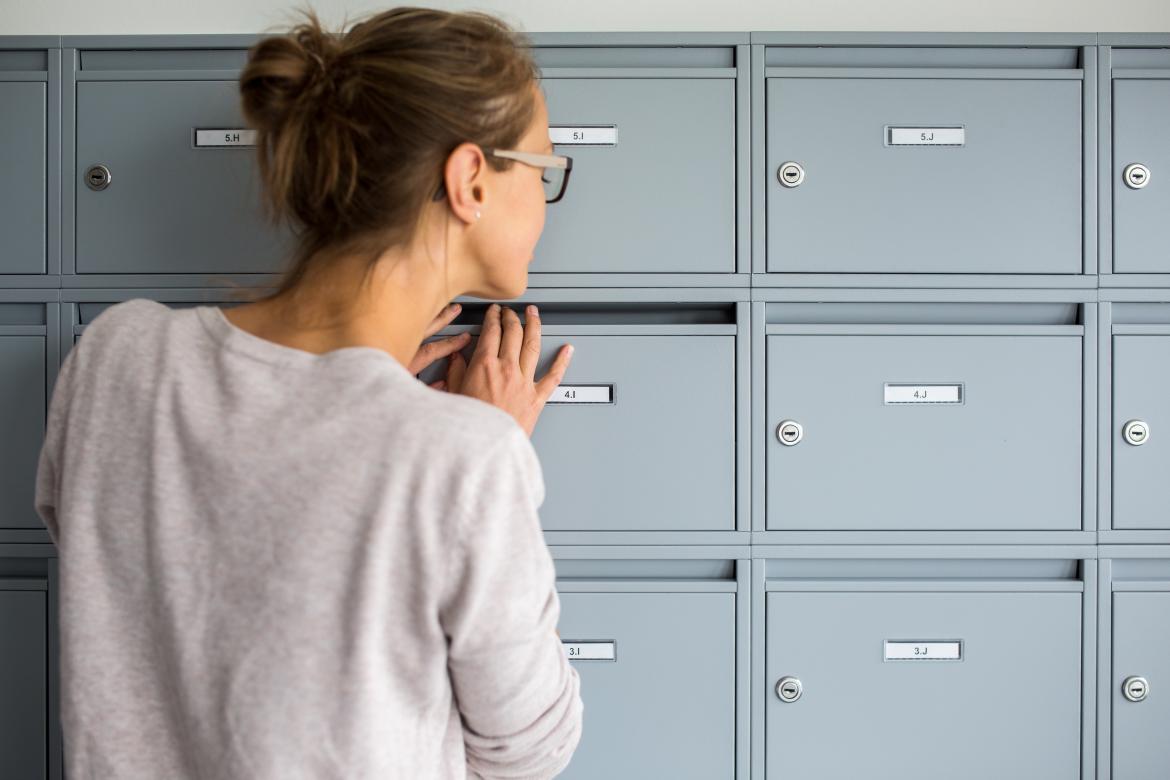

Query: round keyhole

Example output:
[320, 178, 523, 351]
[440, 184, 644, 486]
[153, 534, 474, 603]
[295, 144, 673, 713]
[1123, 420, 1150, 447]
[1123, 676, 1149, 703]
[85, 164, 112, 192]
[1124, 163, 1151, 190]
[776, 420, 804, 446]
[776, 676, 803, 703]
[777, 161, 805, 188]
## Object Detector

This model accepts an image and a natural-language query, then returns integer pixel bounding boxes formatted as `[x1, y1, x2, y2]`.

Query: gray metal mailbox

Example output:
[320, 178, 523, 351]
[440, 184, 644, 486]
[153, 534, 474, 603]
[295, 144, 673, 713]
[1111, 47, 1170, 274]
[0, 304, 47, 529]
[764, 47, 1083, 274]
[1112, 335, 1170, 530]
[0, 585, 48, 778]
[766, 582, 1082, 778]
[766, 324, 1083, 531]
[74, 50, 295, 274]
[537, 72, 735, 273]
[555, 558, 738, 778]
[1112, 590, 1170, 778]
[0, 66, 47, 274]
[420, 303, 737, 532]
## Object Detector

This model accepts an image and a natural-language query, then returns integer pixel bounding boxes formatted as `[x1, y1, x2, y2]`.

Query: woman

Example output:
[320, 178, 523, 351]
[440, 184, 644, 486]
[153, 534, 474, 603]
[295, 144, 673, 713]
[35, 6, 583, 778]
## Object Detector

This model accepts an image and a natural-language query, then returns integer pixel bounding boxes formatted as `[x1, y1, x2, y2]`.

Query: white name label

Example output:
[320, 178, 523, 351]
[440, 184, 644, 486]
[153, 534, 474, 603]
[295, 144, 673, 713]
[564, 641, 616, 661]
[885, 641, 962, 661]
[550, 125, 618, 146]
[194, 129, 258, 147]
[547, 385, 613, 404]
[884, 384, 963, 405]
[887, 127, 966, 146]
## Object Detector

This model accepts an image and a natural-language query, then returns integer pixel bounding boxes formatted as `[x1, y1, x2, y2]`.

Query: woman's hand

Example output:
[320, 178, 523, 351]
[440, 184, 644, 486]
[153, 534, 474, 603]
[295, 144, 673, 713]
[408, 302, 471, 390]
[454, 303, 573, 438]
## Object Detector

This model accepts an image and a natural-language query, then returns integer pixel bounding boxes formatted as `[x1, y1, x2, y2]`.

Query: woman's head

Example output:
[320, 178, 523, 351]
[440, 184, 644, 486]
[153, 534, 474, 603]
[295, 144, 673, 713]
[238, 6, 549, 308]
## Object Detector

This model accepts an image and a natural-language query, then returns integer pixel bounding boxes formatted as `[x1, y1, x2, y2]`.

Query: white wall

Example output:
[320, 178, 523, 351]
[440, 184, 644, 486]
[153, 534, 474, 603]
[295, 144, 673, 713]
[3, 0, 1169, 36]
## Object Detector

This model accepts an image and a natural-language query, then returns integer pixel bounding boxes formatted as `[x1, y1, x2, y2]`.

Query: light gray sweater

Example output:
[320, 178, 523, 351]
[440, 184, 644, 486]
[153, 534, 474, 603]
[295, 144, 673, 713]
[34, 298, 583, 779]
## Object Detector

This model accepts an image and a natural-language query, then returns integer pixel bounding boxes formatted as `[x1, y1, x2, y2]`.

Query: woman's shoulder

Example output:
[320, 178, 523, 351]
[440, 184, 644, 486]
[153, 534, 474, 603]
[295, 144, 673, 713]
[90, 298, 171, 327]
[395, 388, 544, 502]
[399, 383, 530, 455]
[68, 298, 170, 363]
[79, 299, 172, 349]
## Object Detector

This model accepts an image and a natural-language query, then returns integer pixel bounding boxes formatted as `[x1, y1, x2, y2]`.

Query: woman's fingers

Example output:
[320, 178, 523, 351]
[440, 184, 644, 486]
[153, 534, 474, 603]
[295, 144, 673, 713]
[498, 306, 522, 363]
[534, 343, 574, 402]
[519, 305, 542, 380]
[422, 302, 462, 340]
[472, 303, 502, 367]
[447, 351, 467, 394]
[406, 332, 470, 375]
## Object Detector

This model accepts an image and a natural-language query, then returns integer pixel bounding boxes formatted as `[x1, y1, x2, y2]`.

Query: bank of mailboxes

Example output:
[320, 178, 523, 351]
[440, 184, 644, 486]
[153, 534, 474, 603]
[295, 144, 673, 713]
[764, 557, 1087, 779]
[7, 35, 1170, 780]
[63, 46, 740, 276]
[4, 43, 1170, 278]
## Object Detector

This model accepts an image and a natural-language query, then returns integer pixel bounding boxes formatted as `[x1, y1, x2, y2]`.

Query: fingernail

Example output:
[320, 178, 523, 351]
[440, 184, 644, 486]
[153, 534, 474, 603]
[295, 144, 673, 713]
[451, 303, 461, 311]
[567, 344, 574, 355]
[527, 304, 538, 316]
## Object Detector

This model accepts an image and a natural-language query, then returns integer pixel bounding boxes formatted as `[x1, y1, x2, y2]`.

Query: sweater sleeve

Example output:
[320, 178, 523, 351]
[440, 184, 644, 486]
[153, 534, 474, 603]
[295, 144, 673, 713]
[34, 340, 81, 545]
[439, 426, 583, 779]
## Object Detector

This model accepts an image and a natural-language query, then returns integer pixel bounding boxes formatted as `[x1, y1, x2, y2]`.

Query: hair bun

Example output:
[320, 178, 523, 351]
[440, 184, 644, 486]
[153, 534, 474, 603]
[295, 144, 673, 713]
[293, 23, 352, 106]
[239, 12, 347, 134]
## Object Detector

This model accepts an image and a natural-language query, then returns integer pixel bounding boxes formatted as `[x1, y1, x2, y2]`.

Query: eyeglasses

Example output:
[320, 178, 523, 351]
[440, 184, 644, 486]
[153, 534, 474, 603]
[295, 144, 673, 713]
[431, 147, 574, 205]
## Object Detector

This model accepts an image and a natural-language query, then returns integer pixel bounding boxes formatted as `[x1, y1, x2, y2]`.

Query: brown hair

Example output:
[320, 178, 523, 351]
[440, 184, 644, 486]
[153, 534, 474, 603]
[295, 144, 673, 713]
[234, 5, 539, 306]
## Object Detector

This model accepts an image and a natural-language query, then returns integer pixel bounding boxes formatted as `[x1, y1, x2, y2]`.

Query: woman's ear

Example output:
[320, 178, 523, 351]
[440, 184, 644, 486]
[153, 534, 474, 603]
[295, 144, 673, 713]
[442, 142, 487, 225]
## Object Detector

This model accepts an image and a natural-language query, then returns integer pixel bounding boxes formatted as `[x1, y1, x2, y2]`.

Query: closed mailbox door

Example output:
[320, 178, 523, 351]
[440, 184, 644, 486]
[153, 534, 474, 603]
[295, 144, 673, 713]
[766, 590, 1082, 779]
[0, 81, 46, 273]
[531, 334, 734, 531]
[0, 590, 47, 778]
[1112, 335, 1170, 530]
[75, 81, 295, 274]
[1113, 79, 1170, 273]
[558, 591, 735, 778]
[537, 78, 735, 273]
[0, 334, 46, 528]
[1112, 591, 1170, 779]
[766, 77, 1082, 274]
[766, 334, 1082, 530]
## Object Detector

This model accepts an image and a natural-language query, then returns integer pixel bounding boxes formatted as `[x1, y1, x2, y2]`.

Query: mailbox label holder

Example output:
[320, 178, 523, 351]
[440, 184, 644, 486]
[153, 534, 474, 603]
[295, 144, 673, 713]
[563, 640, 617, 661]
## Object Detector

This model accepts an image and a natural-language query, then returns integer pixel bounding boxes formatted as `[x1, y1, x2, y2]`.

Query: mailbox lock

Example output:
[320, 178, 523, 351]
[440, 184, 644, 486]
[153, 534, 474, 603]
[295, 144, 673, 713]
[1123, 163, 1151, 190]
[777, 161, 805, 188]
[85, 164, 112, 192]
[776, 420, 804, 446]
[776, 676, 803, 703]
[1123, 420, 1150, 447]
[1123, 676, 1150, 703]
